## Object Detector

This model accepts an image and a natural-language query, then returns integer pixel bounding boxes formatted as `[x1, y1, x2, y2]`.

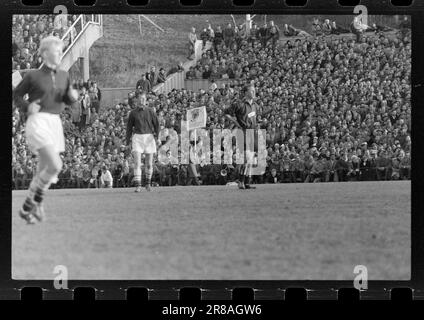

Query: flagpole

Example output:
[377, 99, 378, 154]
[194, 129, 197, 165]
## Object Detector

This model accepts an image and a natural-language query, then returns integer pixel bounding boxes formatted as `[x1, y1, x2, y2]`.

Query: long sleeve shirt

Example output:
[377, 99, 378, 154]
[126, 106, 160, 145]
[100, 170, 113, 185]
[13, 64, 76, 114]
[225, 98, 257, 130]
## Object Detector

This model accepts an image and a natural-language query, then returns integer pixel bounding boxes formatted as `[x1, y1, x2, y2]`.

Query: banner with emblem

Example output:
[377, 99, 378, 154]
[186, 106, 207, 130]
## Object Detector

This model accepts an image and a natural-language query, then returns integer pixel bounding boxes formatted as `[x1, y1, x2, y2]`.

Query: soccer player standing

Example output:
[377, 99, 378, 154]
[126, 92, 160, 192]
[224, 83, 258, 189]
[13, 36, 79, 224]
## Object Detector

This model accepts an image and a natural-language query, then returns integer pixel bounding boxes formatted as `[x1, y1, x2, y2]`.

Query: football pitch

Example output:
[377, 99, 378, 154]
[12, 181, 410, 280]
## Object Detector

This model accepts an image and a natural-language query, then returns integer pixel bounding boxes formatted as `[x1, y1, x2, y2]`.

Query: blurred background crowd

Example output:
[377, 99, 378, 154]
[12, 16, 411, 189]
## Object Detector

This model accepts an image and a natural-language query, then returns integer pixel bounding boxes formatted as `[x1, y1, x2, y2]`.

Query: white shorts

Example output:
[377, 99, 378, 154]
[132, 133, 157, 154]
[25, 112, 65, 155]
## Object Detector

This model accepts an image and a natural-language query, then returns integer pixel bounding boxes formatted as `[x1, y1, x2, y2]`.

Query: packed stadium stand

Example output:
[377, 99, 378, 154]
[12, 15, 411, 189]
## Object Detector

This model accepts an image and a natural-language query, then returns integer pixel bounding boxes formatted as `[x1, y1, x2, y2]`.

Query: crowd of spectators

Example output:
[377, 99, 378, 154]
[12, 14, 80, 71]
[12, 17, 411, 189]
[12, 14, 101, 71]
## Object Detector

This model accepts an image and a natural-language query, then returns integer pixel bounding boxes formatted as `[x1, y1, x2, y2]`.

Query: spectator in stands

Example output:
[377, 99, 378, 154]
[200, 28, 209, 49]
[248, 23, 258, 47]
[258, 22, 268, 48]
[376, 150, 392, 181]
[399, 16, 410, 39]
[312, 18, 323, 36]
[188, 27, 197, 60]
[136, 73, 151, 94]
[70, 88, 82, 127]
[88, 81, 101, 114]
[223, 23, 235, 49]
[202, 65, 211, 79]
[79, 85, 91, 130]
[186, 66, 196, 80]
[267, 20, 280, 49]
[350, 15, 368, 42]
[149, 66, 158, 87]
[100, 165, 113, 188]
[213, 25, 224, 52]
[322, 19, 332, 35]
[157, 68, 167, 84]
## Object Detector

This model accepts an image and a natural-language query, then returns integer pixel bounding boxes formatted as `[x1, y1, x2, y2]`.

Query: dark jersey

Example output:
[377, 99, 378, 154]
[126, 106, 160, 145]
[225, 98, 257, 130]
[13, 64, 75, 114]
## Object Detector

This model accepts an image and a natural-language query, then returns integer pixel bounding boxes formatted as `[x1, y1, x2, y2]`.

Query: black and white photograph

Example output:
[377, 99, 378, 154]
[11, 13, 411, 280]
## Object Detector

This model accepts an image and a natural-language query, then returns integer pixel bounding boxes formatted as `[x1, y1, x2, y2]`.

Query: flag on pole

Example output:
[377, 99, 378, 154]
[186, 106, 207, 131]
[12, 71, 22, 89]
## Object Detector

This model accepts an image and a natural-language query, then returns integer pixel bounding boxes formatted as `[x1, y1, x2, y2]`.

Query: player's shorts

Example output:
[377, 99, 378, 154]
[132, 133, 157, 154]
[25, 112, 65, 155]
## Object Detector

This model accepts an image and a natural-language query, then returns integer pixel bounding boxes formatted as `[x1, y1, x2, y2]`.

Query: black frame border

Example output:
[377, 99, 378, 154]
[1, 0, 423, 300]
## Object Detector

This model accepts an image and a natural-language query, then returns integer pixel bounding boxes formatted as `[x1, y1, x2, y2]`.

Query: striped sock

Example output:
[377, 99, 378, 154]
[22, 197, 34, 212]
[33, 170, 54, 204]
[145, 167, 153, 186]
[21, 176, 39, 212]
[134, 167, 142, 187]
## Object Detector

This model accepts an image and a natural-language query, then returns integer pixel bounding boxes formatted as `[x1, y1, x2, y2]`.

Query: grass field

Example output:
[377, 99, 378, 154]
[12, 181, 410, 280]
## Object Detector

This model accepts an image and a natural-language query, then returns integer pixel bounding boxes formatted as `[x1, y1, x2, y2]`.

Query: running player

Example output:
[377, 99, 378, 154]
[13, 36, 79, 224]
[224, 83, 258, 189]
[126, 92, 160, 192]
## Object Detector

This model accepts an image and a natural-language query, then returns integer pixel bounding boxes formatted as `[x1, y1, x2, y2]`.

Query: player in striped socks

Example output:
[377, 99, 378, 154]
[13, 36, 79, 224]
[126, 92, 160, 192]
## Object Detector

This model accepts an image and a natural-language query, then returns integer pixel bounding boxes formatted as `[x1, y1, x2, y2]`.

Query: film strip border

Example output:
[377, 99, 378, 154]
[0, 284, 422, 300]
[2, 0, 424, 301]
[3, 0, 424, 12]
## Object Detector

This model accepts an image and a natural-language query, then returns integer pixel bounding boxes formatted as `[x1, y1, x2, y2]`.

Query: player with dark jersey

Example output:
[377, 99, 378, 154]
[224, 83, 258, 189]
[126, 92, 160, 192]
[13, 36, 79, 224]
